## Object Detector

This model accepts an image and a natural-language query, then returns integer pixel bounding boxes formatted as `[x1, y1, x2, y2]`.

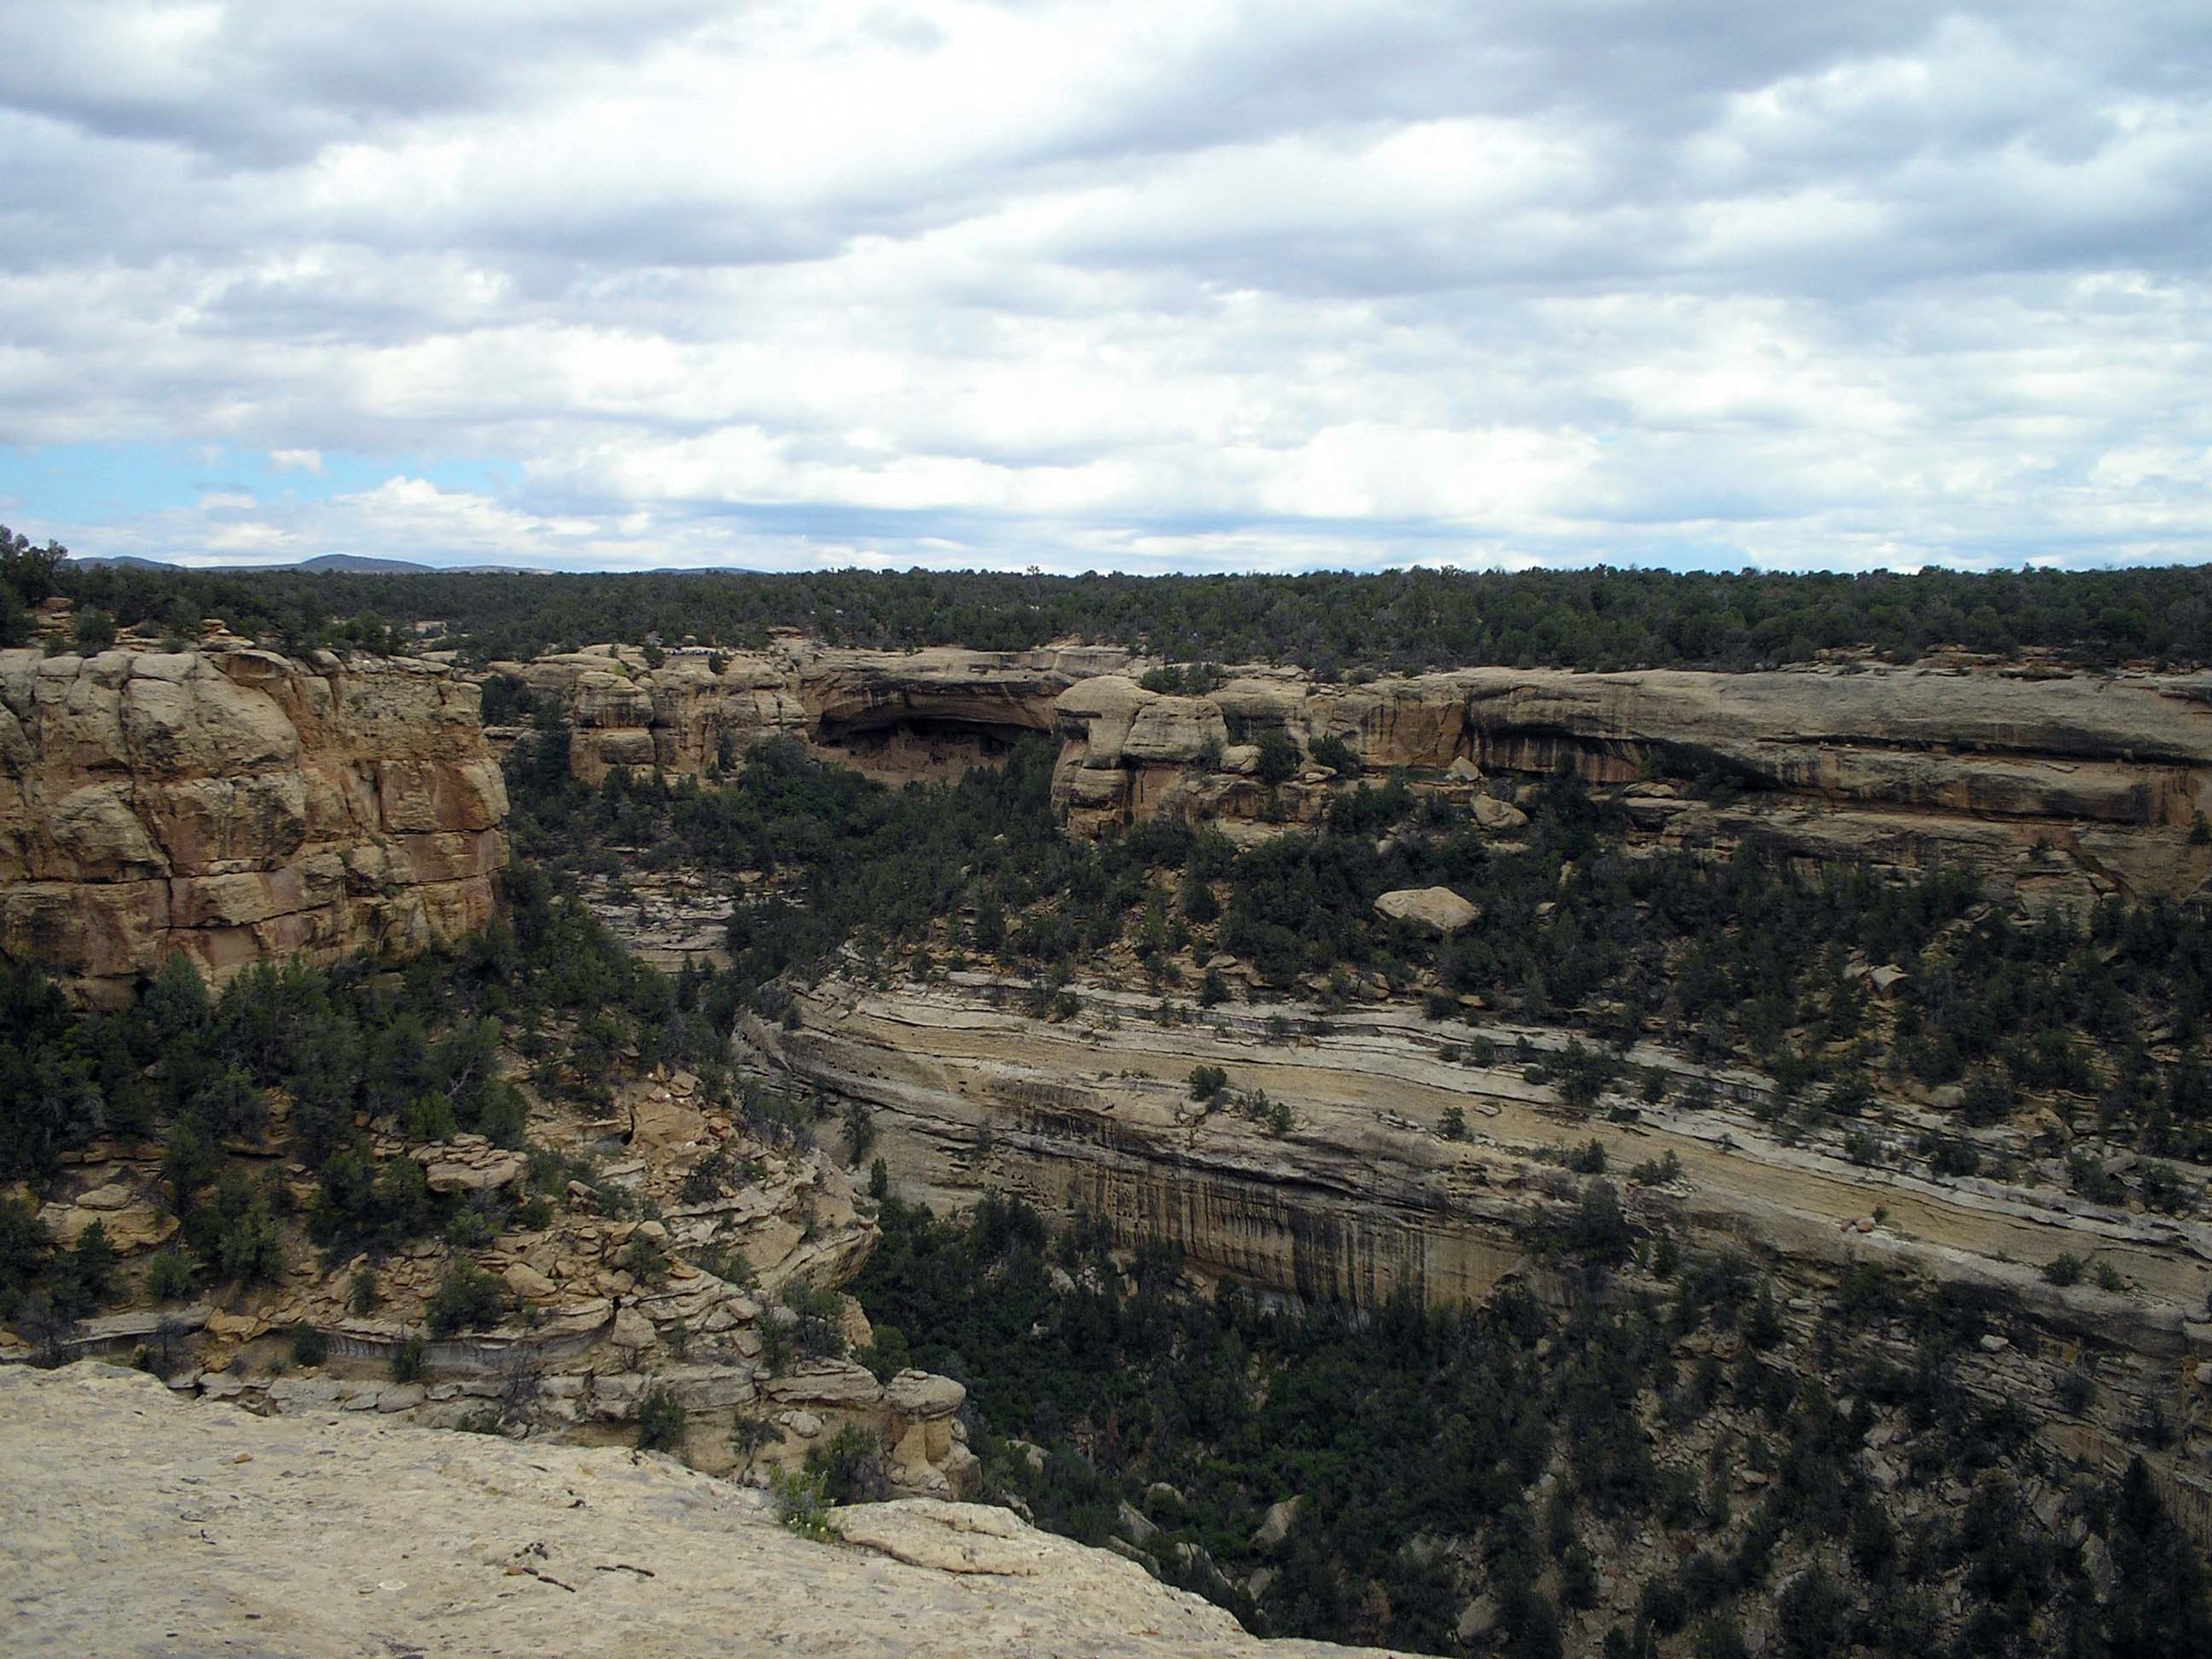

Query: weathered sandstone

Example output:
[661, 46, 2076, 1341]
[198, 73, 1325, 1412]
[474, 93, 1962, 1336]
[745, 971, 2212, 1467]
[1, 1363, 1393, 1658]
[0, 643, 506, 1000]
[503, 643, 2212, 904]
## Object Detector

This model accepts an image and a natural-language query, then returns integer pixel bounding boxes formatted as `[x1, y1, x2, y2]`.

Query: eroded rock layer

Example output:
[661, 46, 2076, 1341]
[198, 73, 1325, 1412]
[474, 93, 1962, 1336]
[505, 643, 2212, 906]
[0, 644, 507, 999]
[748, 972, 2212, 1473]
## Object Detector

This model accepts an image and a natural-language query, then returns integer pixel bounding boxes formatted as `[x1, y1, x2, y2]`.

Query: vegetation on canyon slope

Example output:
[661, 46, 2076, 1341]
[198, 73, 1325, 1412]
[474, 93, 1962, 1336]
[851, 1190, 2211, 1659]
[509, 718, 2212, 1176]
[35, 534, 2212, 672]
[0, 869, 741, 1331]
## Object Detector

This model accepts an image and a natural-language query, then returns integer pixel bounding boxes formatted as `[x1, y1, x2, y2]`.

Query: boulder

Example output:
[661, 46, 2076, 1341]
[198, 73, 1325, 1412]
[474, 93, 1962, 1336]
[885, 1368, 967, 1419]
[761, 1358, 887, 1409]
[1471, 795, 1530, 832]
[1253, 1495, 1303, 1548]
[609, 1306, 657, 1351]
[1373, 887, 1481, 933]
[503, 1262, 558, 1304]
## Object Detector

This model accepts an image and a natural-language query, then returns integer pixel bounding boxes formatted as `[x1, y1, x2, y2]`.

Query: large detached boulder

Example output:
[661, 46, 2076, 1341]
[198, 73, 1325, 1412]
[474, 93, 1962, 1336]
[1373, 886, 1480, 933]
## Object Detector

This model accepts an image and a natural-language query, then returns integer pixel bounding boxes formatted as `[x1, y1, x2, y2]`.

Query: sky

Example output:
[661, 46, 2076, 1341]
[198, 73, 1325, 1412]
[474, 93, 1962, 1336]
[2, 2, 2210, 575]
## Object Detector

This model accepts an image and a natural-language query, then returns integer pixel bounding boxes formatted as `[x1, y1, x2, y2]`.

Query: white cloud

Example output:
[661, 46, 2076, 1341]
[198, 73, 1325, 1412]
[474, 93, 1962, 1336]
[3, 1, 2210, 572]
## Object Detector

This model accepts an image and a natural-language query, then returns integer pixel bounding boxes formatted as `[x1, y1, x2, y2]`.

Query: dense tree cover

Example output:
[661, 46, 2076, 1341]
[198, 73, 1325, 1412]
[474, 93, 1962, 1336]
[0, 523, 69, 647]
[852, 1193, 2212, 1656]
[41, 541, 2212, 672]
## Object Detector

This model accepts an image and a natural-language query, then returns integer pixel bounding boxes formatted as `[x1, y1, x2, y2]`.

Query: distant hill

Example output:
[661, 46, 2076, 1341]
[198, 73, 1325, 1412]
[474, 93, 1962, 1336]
[68, 551, 537, 575]
[295, 553, 434, 573]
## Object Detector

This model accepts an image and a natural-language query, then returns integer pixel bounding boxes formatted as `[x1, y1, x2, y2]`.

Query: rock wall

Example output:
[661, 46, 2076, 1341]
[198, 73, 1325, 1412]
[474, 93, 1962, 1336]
[502, 642, 2212, 906]
[500, 640, 1127, 787]
[0, 643, 507, 1000]
[1051, 663, 2212, 904]
[748, 972, 2212, 1482]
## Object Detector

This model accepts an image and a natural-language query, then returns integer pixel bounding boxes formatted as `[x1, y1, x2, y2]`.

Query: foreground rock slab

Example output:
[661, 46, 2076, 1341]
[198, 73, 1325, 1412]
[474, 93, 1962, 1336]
[1, 1363, 1394, 1659]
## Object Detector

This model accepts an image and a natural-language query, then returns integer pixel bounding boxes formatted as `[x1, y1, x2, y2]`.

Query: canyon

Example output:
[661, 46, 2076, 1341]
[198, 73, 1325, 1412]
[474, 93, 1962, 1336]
[12, 625, 2212, 1648]
[744, 969, 2212, 1514]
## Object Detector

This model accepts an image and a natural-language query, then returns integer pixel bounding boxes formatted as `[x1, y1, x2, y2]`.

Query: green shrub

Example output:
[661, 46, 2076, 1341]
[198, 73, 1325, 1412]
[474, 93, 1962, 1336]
[146, 1250, 193, 1302]
[635, 1385, 687, 1453]
[391, 1333, 426, 1383]
[805, 1423, 890, 1504]
[403, 1092, 458, 1142]
[782, 1281, 848, 1358]
[770, 1465, 836, 1541]
[1254, 727, 1300, 786]
[71, 608, 117, 652]
[732, 1411, 784, 1471]
[291, 1325, 330, 1367]
[426, 1261, 508, 1336]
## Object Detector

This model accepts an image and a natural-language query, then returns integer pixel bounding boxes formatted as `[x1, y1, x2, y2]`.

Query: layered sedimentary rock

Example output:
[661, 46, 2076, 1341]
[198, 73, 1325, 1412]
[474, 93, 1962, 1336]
[0, 643, 506, 1000]
[1052, 664, 2212, 904]
[748, 972, 2212, 1478]
[505, 642, 2212, 905]
[501, 641, 1126, 787]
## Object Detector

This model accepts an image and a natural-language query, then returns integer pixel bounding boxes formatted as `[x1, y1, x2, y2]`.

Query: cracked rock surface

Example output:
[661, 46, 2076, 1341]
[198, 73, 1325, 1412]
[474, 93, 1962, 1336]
[3, 1363, 1394, 1659]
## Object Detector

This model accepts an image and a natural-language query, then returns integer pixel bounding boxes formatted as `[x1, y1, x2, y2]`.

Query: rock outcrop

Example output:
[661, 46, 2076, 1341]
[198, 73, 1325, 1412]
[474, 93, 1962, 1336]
[2, 1363, 1393, 1658]
[13, 1064, 981, 1502]
[0, 642, 506, 1001]
[500, 641, 1127, 787]
[502, 643, 2212, 906]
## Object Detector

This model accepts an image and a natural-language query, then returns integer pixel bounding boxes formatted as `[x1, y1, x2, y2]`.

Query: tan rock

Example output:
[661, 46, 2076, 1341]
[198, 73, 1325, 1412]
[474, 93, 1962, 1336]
[13, 1367, 1379, 1658]
[503, 1262, 559, 1304]
[761, 1358, 886, 1409]
[1471, 795, 1530, 832]
[885, 1369, 966, 1419]
[2, 645, 505, 1000]
[1372, 887, 1480, 933]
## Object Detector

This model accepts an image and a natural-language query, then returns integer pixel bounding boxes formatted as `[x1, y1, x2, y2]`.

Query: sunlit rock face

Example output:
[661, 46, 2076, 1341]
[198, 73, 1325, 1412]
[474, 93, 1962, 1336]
[0, 644, 506, 1001]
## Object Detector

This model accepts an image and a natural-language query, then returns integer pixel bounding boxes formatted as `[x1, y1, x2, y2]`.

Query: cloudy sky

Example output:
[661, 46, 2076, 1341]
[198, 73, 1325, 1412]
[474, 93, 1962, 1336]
[3, 2, 2209, 573]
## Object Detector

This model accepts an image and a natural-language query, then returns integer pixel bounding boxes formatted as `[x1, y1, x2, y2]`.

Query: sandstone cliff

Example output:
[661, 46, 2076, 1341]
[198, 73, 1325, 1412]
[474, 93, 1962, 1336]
[0, 642, 507, 1000]
[744, 970, 2212, 1488]
[3, 1363, 1392, 1658]
[500, 640, 1125, 787]
[502, 643, 2212, 907]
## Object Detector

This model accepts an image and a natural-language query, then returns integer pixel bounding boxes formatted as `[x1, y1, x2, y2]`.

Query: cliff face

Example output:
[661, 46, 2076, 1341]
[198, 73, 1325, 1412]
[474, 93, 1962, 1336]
[502, 641, 1126, 787]
[1053, 663, 2212, 905]
[747, 971, 2212, 1477]
[506, 643, 2212, 907]
[0, 644, 507, 1001]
